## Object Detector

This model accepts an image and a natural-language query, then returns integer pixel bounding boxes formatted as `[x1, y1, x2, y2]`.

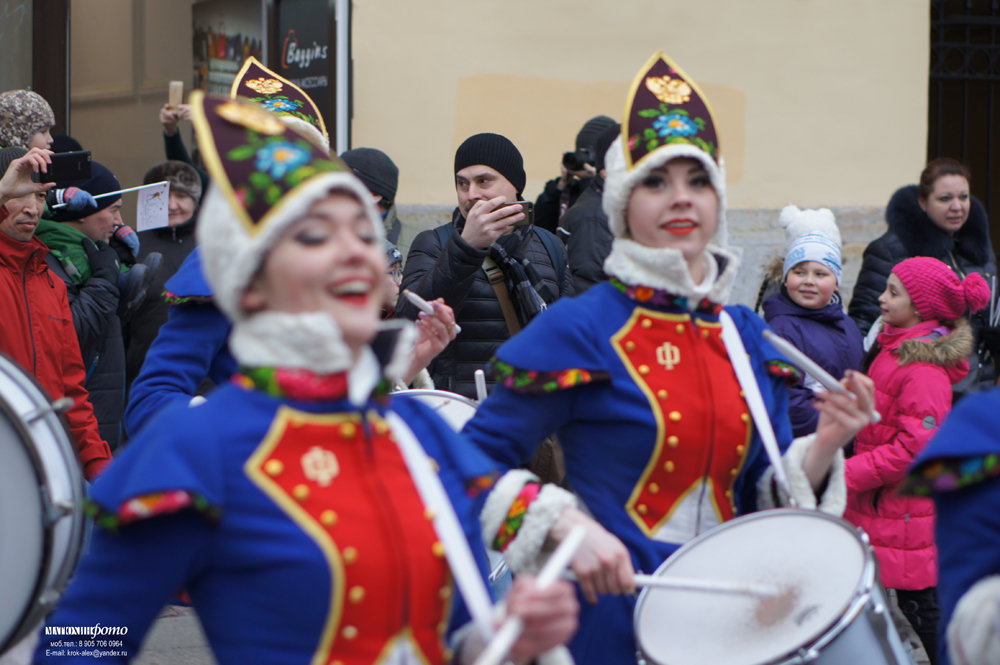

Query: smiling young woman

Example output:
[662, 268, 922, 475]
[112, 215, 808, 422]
[461, 51, 876, 665]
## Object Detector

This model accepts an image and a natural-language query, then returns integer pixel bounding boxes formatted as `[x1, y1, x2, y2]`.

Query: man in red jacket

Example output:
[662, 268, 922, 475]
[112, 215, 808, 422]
[0, 146, 111, 480]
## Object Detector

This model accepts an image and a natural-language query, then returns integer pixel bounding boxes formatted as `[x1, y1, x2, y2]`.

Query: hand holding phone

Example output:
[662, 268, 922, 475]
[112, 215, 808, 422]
[500, 200, 534, 227]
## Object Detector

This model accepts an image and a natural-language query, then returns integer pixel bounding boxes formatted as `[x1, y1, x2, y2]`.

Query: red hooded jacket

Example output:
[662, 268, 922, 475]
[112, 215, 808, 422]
[0, 228, 111, 479]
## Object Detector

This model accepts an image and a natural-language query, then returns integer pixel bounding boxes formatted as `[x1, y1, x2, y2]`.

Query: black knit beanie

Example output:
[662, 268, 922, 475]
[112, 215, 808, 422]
[593, 122, 621, 172]
[454, 133, 525, 195]
[50, 161, 121, 222]
[341, 147, 399, 203]
[576, 115, 617, 154]
[0, 146, 28, 176]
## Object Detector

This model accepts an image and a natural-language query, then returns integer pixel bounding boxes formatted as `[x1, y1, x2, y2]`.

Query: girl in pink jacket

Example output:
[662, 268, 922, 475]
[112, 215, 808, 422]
[844, 256, 990, 664]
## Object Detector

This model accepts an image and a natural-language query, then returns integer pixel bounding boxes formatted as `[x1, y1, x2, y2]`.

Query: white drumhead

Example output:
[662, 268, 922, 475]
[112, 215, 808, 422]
[397, 389, 478, 431]
[0, 412, 45, 648]
[635, 509, 868, 665]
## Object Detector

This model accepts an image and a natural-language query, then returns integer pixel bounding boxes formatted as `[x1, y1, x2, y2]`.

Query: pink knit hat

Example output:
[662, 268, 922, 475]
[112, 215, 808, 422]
[892, 257, 991, 322]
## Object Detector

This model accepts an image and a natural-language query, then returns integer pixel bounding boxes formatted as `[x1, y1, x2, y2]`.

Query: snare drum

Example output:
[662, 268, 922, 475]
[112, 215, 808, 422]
[634, 509, 910, 665]
[394, 389, 479, 432]
[0, 354, 86, 654]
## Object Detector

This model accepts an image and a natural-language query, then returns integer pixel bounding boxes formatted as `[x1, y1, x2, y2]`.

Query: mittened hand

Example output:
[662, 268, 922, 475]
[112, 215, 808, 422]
[111, 223, 140, 259]
[48, 187, 98, 213]
[84, 240, 121, 284]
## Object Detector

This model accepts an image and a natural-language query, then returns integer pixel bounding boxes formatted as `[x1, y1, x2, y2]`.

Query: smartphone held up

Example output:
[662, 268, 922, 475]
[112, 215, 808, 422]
[500, 200, 534, 227]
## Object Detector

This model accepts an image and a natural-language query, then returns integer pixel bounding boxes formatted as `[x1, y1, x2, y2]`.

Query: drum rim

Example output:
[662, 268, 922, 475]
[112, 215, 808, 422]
[633, 508, 875, 665]
[391, 389, 480, 410]
[0, 353, 86, 652]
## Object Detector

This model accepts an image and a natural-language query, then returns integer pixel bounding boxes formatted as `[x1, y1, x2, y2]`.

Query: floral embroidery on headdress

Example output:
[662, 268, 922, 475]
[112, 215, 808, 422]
[622, 52, 720, 170]
[231, 56, 329, 147]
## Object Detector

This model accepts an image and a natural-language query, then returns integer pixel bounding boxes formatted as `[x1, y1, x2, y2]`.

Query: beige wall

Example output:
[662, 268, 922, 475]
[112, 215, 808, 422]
[69, 0, 196, 199]
[351, 0, 929, 209]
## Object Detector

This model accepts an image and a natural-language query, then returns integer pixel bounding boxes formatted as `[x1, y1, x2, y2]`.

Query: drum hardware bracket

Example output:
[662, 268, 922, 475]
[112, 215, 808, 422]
[796, 646, 821, 662]
[42, 493, 76, 526]
[26, 397, 74, 422]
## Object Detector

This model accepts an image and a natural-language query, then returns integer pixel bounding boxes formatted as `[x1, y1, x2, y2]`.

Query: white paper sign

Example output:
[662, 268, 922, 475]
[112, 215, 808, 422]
[136, 181, 170, 231]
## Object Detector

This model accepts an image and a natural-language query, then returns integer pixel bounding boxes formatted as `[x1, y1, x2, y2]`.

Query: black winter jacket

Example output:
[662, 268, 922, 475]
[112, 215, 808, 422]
[46, 257, 125, 450]
[848, 185, 997, 335]
[397, 210, 573, 398]
[533, 176, 591, 235]
[560, 177, 612, 294]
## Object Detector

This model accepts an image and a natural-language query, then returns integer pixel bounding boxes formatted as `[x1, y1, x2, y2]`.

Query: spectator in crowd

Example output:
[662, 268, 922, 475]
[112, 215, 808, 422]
[342, 147, 403, 246]
[36, 161, 136, 449]
[559, 121, 620, 293]
[124, 160, 203, 390]
[534, 115, 617, 234]
[0, 146, 111, 477]
[0, 89, 55, 150]
[397, 132, 573, 398]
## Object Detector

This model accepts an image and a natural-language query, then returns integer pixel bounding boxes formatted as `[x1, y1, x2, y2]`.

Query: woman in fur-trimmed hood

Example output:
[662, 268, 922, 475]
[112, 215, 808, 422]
[848, 159, 997, 338]
[844, 256, 991, 663]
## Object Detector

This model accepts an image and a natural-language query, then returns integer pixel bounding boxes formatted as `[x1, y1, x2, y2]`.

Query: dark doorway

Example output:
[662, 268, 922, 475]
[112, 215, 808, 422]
[930, 0, 1000, 254]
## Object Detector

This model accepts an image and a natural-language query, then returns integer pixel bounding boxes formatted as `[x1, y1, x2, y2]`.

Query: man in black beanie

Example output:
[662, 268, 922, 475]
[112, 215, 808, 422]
[396, 132, 573, 399]
[340, 147, 403, 245]
[559, 121, 620, 294]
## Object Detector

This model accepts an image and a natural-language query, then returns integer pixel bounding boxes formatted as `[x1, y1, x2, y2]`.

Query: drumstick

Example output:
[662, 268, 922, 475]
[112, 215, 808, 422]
[472, 526, 586, 665]
[474, 369, 488, 402]
[633, 573, 780, 598]
[762, 330, 882, 424]
[403, 289, 462, 335]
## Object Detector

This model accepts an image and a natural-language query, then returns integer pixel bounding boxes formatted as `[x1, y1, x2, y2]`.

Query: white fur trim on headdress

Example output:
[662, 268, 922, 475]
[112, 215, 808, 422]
[603, 238, 742, 306]
[279, 115, 330, 155]
[196, 171, 384, 323]
[480, 470, 579, 574]
[756, 434, 846, 515]
[948, 575, 1000, 665]
[602, 135, 727, 245]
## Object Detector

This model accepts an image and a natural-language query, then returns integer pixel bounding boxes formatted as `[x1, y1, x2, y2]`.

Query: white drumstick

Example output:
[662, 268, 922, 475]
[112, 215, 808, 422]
[403, 289, 462, 335]
[474, 369, 488, 403]
[762, 330, 881, 424]
[472, 526, 586, 665]
[633, 573, 780, 598]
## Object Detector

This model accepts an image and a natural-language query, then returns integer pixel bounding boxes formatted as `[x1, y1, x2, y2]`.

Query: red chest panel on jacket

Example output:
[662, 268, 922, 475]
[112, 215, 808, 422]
[246, 408, 454, 665]
[611, 309, 752, 536]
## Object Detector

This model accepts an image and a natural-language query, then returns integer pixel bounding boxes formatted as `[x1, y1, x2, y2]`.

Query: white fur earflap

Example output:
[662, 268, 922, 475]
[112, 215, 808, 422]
[948, 575, 1000, 665]
[480, 470, 578, 573]
[756, 434, 847, 515]
[602, 135, 727, 245]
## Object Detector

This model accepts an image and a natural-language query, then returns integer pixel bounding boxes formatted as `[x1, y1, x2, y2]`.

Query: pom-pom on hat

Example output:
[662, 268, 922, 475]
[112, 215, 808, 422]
[602, 52, 727, 243]
[779, 206, 843, 284]
[189, 91, 382, 323]
[230, 56, 329, 153]
[143, 160, 203, 203]
[0, 90, 55, 149]
[779, 204, 841, 252]
[892, 256, 991, 323]
[454, 133, 526, 196]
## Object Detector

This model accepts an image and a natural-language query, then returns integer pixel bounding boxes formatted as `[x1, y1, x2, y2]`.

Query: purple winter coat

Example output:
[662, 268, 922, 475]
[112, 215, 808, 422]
[762, 291, 865, 436]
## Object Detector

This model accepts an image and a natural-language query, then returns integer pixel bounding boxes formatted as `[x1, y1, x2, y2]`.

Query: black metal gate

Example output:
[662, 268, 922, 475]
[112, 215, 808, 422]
[930, 0, 1000, 253]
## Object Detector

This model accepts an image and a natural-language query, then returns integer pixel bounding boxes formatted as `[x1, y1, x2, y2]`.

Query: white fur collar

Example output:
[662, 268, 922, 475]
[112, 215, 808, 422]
[230, 311, 355, 374]
[603, 238, 742, 306]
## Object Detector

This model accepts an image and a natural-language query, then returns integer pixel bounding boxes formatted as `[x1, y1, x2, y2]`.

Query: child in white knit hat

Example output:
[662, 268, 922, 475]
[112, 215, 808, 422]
[760, 205, 865, 436]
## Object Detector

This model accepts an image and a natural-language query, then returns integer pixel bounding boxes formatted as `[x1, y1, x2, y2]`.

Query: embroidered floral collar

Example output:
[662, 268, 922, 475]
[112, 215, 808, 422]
[234, 366, 359, 402]
[610, 277, 722, 315]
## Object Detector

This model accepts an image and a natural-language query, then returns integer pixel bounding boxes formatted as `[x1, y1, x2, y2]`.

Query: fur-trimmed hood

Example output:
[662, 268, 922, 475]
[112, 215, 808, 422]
[896, 318, 974, 366]
[886, 184, 993, 267]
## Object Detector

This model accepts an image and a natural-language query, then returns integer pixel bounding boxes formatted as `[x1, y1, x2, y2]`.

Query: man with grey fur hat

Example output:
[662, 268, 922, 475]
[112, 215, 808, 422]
[397, 132, 573, 399]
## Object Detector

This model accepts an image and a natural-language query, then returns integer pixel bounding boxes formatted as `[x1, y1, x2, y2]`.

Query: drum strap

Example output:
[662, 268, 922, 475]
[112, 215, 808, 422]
[386, 412, 497, 640]
[718, 312, 796, 506]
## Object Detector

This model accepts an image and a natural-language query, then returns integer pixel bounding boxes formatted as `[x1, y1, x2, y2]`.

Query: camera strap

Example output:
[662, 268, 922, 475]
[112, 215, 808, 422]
[483, 256, 522, 335]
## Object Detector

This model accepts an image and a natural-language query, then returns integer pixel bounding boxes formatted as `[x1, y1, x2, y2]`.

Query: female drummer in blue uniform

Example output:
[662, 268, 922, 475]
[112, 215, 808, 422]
[33, 93, 577, 665]
[465, 52, 876, 665]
